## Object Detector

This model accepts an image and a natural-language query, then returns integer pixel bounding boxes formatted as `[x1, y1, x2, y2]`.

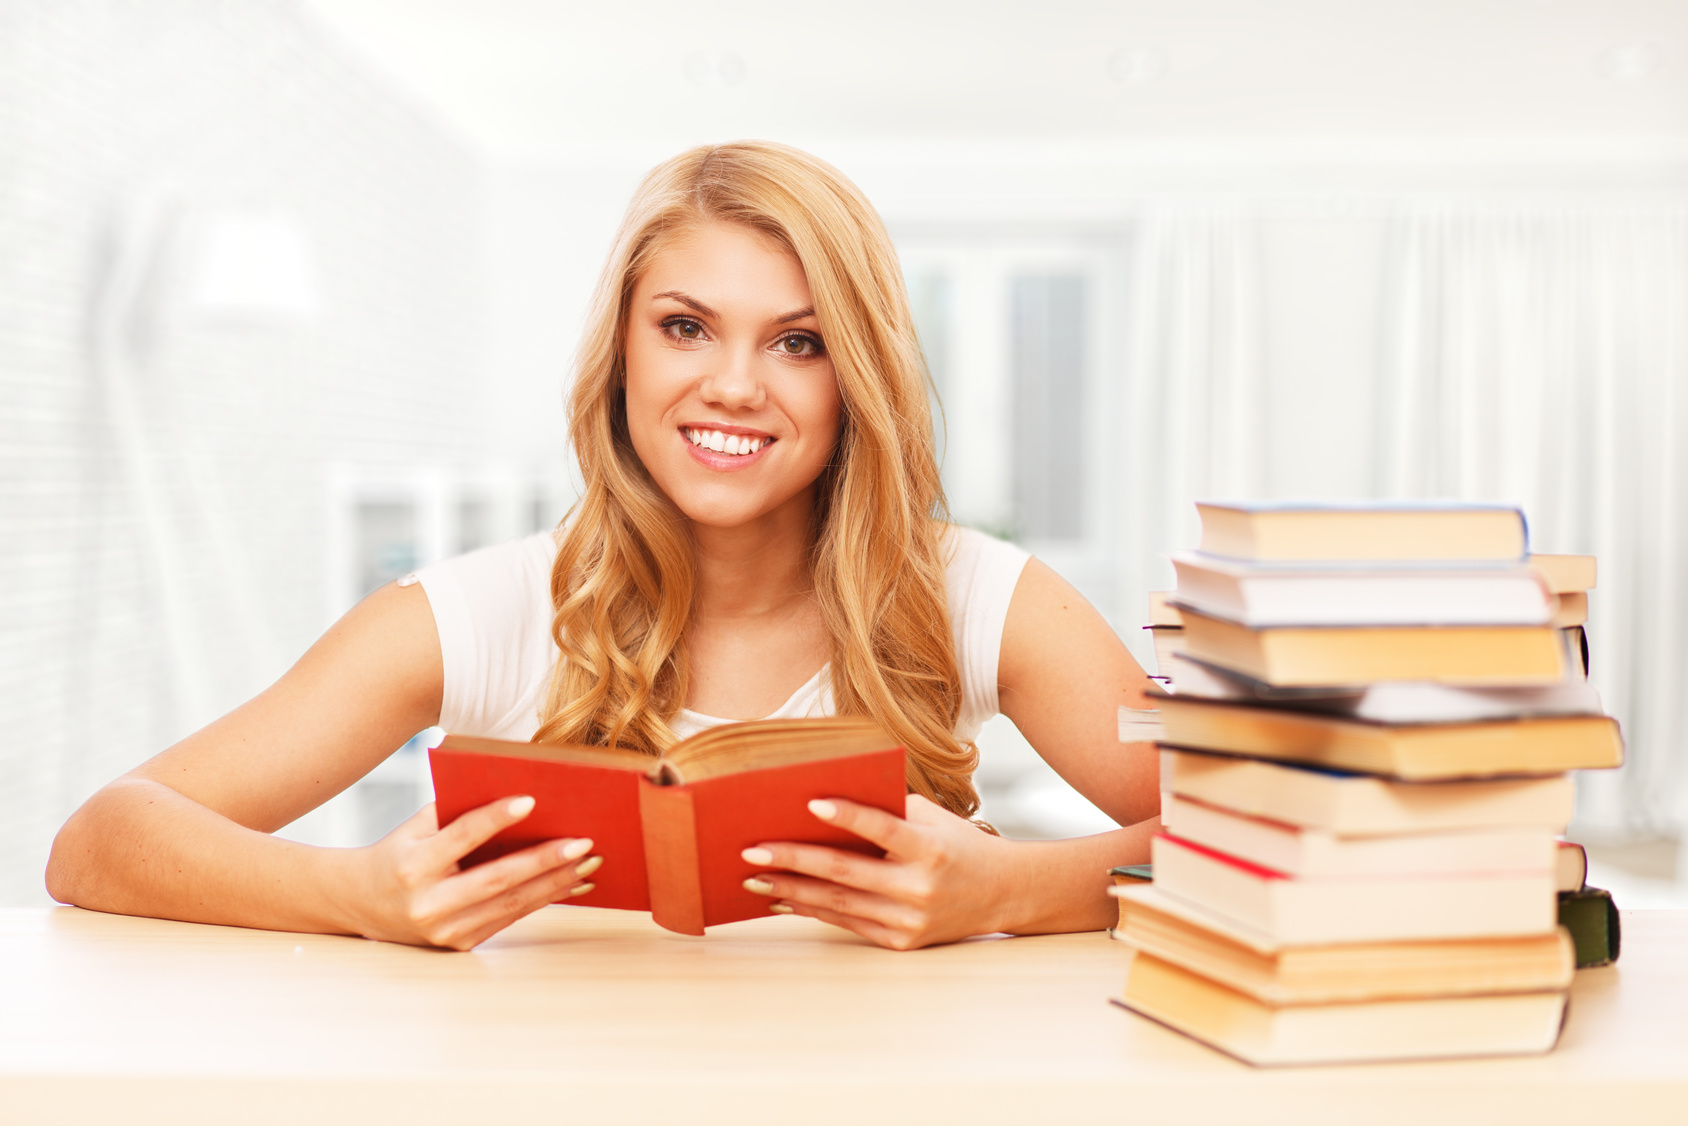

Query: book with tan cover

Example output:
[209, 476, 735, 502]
[1155, 692, 1623, 780]
[1178, 606, 1566, 686]
[1116, 949, 1567, 1066]
[1195, 501, 1527, 563]
[1110, 883, 1574, 1004]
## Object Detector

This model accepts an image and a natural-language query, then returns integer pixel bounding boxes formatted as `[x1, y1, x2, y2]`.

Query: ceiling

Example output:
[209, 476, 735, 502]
[300, 0, 1688, 161]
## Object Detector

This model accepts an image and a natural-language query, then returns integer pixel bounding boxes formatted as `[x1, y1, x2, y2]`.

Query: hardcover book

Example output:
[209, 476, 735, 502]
[1150, 832, 1557, 945]
[429, 718, 905, 935]
[1110, 883, 1575, 1004]
[1161, 793, 1557, 878]
[1169, 551, 1553, 628]
[1163, 650, 1601, 725]
[1177, 606, 1565, 686]
[1529, 553, 1597, 594]
[1194, 500, 1528, 564]
[1155, 691, 1623, 780]
[1116, 949, 1567, 1067]
[1159, 748, 1576, 835]
[1558, 886, 1621, 968]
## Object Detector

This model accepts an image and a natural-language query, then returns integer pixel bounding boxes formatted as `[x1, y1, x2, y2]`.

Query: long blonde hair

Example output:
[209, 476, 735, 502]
[532, 141, 981, 818]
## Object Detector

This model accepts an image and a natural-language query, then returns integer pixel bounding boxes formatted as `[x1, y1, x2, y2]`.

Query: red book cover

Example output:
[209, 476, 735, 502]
[1154, 831, 1290, 881]
[429, 744, 652, 911]
[429, 724, 906, 934]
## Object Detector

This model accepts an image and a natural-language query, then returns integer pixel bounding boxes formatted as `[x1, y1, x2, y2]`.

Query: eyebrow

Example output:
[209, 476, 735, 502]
[651, 290, 816, 327]
[651, 291, 718, 319]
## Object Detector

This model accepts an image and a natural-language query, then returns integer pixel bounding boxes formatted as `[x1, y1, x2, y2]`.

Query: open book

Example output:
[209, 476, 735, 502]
[429, 718, 905, 935]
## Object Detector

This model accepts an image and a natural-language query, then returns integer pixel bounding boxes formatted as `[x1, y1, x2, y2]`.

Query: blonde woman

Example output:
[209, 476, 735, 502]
[47, 142, 1160, 951]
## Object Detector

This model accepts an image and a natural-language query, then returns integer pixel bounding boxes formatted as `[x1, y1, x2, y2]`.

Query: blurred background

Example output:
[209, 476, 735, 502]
[4, 0, 1686, 906]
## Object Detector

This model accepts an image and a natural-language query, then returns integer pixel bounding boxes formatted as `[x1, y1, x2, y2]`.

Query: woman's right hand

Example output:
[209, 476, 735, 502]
[343, 796, 600, 950]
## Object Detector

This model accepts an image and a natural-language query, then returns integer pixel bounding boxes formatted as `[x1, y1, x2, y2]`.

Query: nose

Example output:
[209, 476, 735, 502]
[697, 341, 766, 411]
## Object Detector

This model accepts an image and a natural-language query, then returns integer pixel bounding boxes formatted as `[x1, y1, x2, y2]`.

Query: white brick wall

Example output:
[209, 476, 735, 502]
[0, 1, 488, 904]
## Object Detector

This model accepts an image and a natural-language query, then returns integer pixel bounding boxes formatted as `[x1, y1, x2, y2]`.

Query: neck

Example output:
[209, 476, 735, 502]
[688, 489, 817, 621]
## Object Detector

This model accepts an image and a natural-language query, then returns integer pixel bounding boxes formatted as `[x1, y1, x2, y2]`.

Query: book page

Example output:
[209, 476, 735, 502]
[661, 718, 899, 784]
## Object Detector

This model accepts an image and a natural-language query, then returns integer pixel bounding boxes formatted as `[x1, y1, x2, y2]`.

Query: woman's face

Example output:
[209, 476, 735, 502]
[623, 220, 842, 533]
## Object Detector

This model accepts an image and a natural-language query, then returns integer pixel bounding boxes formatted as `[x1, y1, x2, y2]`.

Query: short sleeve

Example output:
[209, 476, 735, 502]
[414, 532, 560, 741]
[943, 526, 1031, 743]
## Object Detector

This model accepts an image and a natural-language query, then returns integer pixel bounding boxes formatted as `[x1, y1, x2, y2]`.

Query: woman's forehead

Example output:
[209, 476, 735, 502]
[634, 220, 813, 314]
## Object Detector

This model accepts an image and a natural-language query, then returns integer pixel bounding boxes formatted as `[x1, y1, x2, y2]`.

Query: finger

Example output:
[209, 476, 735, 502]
[743, 870, 919, 932]
[741, 841, 912, 899]
[806, 797, 925, 855]
[426, 794, 540, 868]
[440, 861, 599, 950]
[428, 836, 596, 919]
[777, 898, 914, 950]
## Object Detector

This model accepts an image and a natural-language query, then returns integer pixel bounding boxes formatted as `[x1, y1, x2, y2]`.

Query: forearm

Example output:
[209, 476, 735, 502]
[45, 778, 364, 936]
[993, 817, 1159, 936]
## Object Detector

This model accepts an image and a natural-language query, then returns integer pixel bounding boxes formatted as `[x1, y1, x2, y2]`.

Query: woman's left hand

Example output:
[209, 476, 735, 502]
[740, 794, 1014, 950]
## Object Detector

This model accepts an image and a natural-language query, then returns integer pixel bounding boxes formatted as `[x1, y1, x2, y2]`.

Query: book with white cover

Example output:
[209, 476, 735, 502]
[1170, 551, 1553, 627]
[1164, 650, 1600, 725]
[1160, 748, 1575, 836]
[1162, 793, 1557, 877]
[1151, 833, 1557, 945]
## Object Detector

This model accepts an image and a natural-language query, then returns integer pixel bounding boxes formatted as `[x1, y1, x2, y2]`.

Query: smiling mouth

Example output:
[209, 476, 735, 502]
[683, 427, 773, 457]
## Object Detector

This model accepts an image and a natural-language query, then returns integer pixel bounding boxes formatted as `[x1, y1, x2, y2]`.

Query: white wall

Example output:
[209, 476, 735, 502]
[0, 0, 487, 904]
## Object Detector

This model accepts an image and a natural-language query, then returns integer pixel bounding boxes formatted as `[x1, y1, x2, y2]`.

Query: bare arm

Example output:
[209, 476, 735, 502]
[45, 583, 599, 948]
[996, 556, 1159, 825]
[741, 557, 1160, 947]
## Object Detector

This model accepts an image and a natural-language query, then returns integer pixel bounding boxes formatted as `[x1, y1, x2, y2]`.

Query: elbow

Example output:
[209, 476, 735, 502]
[45, 791, 118, 907]
[45, 809, 93, 905]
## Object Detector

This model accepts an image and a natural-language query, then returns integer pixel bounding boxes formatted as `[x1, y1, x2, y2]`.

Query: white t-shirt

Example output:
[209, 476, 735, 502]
[414, 525, 1030, 745]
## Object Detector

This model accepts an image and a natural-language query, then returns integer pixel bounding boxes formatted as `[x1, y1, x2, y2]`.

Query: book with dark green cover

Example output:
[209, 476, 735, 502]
[1110, 864, 1154, 883]
[1558, 886, 1620, 968]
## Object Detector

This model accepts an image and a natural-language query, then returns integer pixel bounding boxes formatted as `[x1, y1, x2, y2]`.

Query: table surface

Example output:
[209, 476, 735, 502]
[3, 905, 1685, 1125]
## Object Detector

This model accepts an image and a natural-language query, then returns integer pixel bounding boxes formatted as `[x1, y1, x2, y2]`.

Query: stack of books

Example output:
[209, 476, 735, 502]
[1112, 501, 1624, 1066]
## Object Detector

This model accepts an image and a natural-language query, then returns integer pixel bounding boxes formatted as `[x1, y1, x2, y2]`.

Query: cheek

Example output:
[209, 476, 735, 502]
[801, 366, 844, 447]
[622, 340, 679, 440]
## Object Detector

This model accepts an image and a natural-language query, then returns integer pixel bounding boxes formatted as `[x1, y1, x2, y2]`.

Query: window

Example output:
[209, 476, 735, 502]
[1010, 273, 1087, 542]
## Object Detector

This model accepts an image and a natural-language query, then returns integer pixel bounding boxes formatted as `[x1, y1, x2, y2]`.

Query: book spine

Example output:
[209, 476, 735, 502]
[638, 778, 706, 936]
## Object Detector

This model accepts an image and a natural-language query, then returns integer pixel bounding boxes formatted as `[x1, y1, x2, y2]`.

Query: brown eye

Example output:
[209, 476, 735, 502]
[780, 334, 816, 355]
[677, 320, 700, 339]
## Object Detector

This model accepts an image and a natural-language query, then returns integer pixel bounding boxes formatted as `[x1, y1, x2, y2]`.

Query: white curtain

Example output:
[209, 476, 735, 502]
[1119, 210, 1268, 635]
[1380, 207, 1688, 839]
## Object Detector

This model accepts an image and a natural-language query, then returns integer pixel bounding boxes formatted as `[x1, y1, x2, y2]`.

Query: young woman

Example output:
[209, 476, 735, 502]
[47, 142, 1159, 951]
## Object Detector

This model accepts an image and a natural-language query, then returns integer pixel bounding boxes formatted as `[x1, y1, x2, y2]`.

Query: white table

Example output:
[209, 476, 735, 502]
[2, 906, 1684, 1124]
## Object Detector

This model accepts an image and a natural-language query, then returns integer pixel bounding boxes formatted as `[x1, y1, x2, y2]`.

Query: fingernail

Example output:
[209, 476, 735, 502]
[808, 799, 837, 821]
[743, 877, 775, 895]
[574, 855, 603, 878]
[741, 846, 774, 865]
[769, 903, 795, 914]
[559, 838, 593, 861]
[567, 881, 595, 897]
[508, 796, 536, 818]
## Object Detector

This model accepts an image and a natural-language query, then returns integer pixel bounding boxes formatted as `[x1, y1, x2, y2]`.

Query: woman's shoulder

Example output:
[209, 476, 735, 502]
[940, 523, 1031, 594]
[416, 529, 556, 610]
[414, 530, 561, 740]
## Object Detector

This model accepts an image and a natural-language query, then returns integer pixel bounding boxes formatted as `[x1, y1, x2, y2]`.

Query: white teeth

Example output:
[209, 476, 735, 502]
[685, 428, 768, 455]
